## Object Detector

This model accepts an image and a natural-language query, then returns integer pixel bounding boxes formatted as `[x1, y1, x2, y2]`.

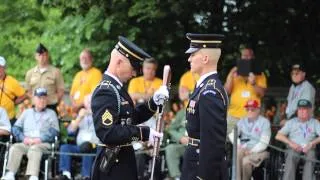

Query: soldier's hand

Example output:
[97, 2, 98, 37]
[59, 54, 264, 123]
[148, 128, 163, 146]
[153, 85, 169, 106]
[180, 136, 189, 145]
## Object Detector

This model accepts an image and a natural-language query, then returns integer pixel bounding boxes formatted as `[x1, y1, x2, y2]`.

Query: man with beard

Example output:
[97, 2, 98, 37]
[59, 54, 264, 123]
[70, 49, 102, 114]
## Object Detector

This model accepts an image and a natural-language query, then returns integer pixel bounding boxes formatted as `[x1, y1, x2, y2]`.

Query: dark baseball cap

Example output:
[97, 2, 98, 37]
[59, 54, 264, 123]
[297, 99, 312, 108]
[34, 87, 48, 97]
[291, 63, 306, 72]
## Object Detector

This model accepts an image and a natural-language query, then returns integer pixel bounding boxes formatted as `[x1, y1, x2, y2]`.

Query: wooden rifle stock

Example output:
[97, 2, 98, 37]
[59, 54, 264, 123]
[150, 65, 171, 180]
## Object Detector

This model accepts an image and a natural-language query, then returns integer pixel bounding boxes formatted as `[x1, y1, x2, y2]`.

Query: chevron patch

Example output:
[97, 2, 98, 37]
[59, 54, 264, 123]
[102, 110, 113, 126]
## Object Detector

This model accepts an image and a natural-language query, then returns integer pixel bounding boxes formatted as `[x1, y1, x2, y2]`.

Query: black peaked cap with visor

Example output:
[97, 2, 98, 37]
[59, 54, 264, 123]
[185, 33, 225, 54]
[115, 36, 151, 72]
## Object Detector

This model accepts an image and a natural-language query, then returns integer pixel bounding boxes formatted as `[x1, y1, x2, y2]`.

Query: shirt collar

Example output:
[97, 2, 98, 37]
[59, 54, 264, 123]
[104, 71, 123, 87]
[34, 65, 50, 73]
[196, 71, 217, 88]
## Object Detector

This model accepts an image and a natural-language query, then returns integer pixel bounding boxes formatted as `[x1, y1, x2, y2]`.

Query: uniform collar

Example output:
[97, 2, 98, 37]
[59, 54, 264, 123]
[34, 65, 51, 73]
[196, 71, 217, 88]
[104, 71, 123, 87]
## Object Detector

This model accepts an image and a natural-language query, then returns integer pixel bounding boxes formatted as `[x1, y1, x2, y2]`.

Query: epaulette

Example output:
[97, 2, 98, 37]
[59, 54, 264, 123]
[202, 79, 227, 106]
[99, 80, 112, 89]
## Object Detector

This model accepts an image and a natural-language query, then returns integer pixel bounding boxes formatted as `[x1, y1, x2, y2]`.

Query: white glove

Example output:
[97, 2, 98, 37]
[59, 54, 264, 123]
[148, 128, 163, 146]
[153, 85, 169, 106]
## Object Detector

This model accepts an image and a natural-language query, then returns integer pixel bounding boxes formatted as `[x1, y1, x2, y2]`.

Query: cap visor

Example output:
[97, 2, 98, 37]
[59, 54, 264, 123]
[185, 47, 199, 54]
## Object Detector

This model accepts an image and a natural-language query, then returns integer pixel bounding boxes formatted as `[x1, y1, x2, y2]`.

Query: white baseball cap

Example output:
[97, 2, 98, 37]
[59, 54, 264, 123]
[0, 56, 6, 67]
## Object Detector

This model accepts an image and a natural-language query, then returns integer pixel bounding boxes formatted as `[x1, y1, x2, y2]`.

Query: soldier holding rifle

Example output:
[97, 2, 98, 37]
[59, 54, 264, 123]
[181, 33, 229, 180]
[90, 36, 169, 180]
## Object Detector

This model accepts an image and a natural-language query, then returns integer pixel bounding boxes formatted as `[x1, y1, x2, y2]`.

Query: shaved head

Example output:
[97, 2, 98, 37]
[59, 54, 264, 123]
[199, 48, 221, 64]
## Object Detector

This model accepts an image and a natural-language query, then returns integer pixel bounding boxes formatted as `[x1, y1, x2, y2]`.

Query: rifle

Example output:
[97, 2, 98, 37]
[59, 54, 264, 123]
[150, 65, 171, 180]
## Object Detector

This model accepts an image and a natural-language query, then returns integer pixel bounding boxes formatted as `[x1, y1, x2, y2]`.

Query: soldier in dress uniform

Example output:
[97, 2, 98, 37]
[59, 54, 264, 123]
[90, 36, 169, 180]
[180, 33, 229, 180]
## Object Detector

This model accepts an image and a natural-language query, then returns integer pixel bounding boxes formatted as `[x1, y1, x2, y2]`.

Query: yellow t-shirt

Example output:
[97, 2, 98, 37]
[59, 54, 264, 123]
[128, 76, 162, 96]
[228, 73, 267, 118]
[70, 67, 102, 105]
[0, 75, 26, 119]
[179, 71, 199, 93]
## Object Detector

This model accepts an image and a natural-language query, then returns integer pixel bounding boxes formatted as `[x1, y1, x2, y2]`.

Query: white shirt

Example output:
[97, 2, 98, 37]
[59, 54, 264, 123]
[196, 71, 217, 88]
[104, 71, 123, 87]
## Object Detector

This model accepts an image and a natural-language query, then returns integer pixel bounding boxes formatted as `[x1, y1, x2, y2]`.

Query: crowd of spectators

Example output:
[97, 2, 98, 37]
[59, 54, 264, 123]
[0, 44, 318, 180]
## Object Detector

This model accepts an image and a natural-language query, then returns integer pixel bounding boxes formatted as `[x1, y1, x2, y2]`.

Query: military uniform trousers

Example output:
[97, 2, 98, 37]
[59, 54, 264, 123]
[181, 145, 228, 180]
[91, 146, 138, 180]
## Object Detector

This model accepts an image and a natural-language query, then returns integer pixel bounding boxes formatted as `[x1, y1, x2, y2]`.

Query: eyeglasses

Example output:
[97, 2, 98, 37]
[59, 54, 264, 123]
[246, 108, 258, 112]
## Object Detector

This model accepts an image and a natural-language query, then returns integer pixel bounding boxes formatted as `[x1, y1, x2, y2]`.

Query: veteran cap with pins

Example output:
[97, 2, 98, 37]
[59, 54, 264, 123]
[185, 33, 225, 54]
[115, 36, 151, 71]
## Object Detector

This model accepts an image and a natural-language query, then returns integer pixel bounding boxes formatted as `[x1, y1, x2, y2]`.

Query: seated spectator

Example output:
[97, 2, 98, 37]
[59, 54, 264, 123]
[0, 56, 27, 124]
[1, 88, 59, 180]
[165, 86, 189, 180]
[276, 99, 320, 180]
[0, 107, 11, 173]
[59, 94, 100, 180]
[285, 63, 315, 120]
[229, 100, 271, 180]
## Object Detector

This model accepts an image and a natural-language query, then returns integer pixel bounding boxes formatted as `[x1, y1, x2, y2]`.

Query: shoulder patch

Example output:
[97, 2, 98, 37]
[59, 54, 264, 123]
[102, 110, 113, 126]
[202, 89, 216, 96]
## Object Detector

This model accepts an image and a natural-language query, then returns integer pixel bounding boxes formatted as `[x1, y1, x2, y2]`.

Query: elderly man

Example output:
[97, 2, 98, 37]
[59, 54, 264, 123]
[285, 63, 315, 119]
[224, 47, 267, 134]
[2, 88, 59, 180]
[276, 99, 320, 180]
[128, 57, 162, 104]
[0, 56, 26, 124]
[70, 49, 102, 114]
[229, 100, 271, 180]
[25, 43, 65, 112]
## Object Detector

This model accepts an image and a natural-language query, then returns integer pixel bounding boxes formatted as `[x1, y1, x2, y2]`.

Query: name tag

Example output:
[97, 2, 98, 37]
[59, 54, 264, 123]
[73, 91, 81, 100]
[241, 91, 250, 98]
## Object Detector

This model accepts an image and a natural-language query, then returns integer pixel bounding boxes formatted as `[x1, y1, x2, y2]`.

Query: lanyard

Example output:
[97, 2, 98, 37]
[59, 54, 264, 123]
[292, 85, 302, 100]
[299, 123, 308, 138]
[33, 109, 45, 129]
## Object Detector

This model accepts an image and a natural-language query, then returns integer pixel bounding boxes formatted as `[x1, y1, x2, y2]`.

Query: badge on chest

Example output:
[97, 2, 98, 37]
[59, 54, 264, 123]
[187, 100, 196, 114]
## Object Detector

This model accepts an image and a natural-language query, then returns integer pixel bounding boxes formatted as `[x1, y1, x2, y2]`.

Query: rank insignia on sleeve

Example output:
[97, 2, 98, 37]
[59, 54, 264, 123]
[102, 110, 113, 126]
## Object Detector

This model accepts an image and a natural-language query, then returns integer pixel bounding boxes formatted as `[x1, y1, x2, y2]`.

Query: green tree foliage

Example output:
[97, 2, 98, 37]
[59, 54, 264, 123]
[0, 0, 319, 88]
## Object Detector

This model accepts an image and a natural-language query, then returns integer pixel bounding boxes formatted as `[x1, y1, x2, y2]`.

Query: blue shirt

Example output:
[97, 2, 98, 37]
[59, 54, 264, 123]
[279, 117, 320, 146]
